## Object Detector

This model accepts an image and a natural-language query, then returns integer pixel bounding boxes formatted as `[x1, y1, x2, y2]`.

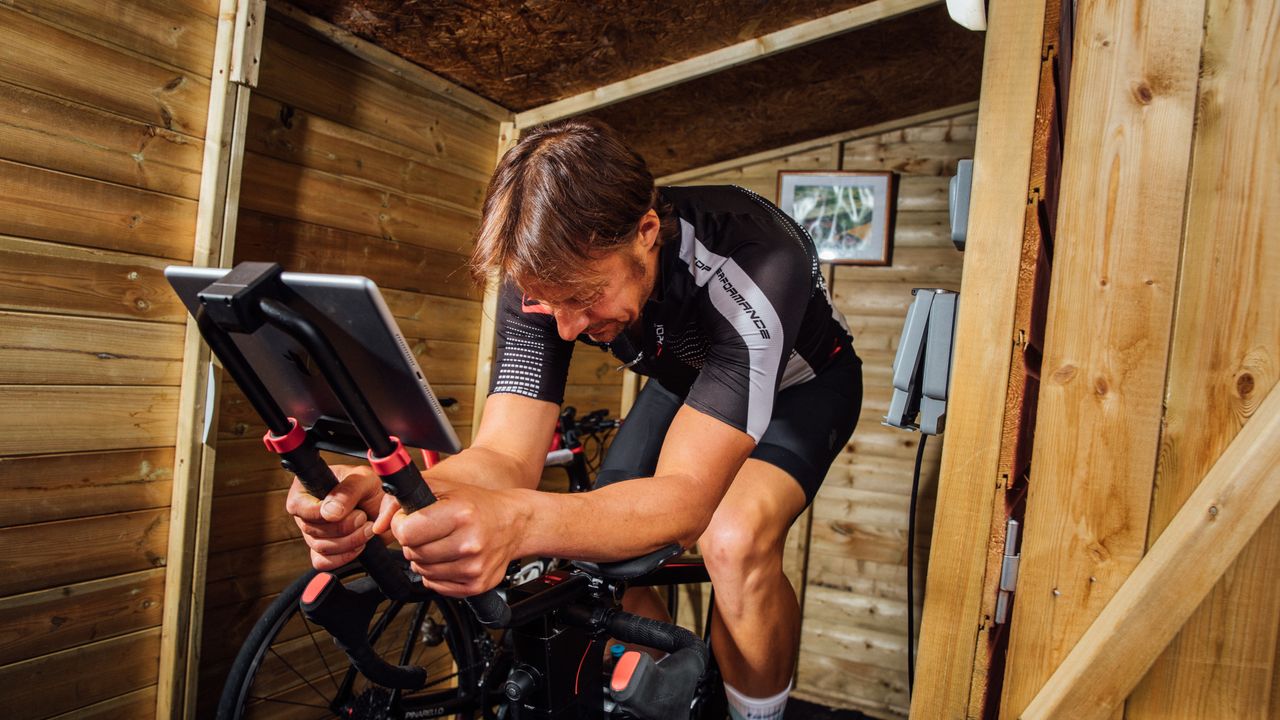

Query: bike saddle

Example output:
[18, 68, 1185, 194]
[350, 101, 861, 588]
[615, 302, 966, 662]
[571, 543, 683, 580]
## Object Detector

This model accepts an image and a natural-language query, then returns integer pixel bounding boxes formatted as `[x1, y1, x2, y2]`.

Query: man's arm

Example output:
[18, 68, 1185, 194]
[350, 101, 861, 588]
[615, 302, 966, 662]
[424, 393, 562, 492]
[387, 403, 754, 596]
[513, 403, 754, 557]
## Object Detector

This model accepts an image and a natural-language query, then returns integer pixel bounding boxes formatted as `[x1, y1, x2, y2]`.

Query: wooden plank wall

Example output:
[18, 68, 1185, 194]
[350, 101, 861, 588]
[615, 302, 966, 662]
[995, 0, 1206, 715]
[666, 110, 975, 718]
[1124, 0, 1280, 716]
[192, 10, 501, 716]
[0, 1, 217, 717]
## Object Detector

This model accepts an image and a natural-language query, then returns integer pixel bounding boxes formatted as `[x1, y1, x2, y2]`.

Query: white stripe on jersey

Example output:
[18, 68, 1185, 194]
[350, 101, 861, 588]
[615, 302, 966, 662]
[680, 223, 785, 441]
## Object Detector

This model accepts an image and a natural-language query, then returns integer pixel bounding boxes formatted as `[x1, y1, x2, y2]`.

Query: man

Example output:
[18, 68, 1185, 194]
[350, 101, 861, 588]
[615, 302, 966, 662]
[287, 118, 861, 720]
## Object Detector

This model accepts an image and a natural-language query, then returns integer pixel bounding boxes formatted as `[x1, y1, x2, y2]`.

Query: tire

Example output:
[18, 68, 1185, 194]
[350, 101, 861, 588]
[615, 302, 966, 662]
[217, 551, 487, 720]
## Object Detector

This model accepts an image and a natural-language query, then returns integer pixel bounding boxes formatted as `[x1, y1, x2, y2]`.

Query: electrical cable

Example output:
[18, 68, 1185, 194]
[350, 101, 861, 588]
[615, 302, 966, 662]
[907, 433, 928, 697]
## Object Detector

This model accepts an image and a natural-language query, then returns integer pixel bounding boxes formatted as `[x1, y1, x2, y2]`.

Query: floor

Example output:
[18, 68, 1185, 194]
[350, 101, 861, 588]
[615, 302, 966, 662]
[784, 698, 875, 719]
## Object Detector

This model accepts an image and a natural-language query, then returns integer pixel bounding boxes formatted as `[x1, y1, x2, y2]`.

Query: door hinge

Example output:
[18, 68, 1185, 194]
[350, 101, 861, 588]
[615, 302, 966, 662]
[994, 518, 1020, 624]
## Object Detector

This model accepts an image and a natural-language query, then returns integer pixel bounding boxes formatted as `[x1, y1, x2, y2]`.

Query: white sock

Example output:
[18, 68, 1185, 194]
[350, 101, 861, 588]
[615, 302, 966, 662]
[725, 680, 792, 720]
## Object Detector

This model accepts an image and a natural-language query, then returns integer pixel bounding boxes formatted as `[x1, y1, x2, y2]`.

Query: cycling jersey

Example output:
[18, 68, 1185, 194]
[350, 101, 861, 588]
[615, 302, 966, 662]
[490, 185, 854, 442]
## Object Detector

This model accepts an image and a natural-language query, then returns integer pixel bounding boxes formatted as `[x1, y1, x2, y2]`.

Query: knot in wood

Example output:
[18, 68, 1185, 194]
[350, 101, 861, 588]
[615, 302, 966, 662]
[1132, 81, 1155, 105]
[1237, 372, 1255, 399]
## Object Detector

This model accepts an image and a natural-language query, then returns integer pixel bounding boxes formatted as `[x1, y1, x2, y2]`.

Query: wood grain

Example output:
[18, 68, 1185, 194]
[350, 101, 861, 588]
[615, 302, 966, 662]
[0, 385, 179, 456]
[1022, 386, 1280, 720]
[0, 508, 169, 597]
[908, 1, 1047, 716]
[256, 19, 496, 173]
[997, 0, 1206, 715]
[238, 151, 480, 254]
[0, 80, 204, 199]
[45, 686, 157, 720]
[234, 210, 481, 301]
[0, 0, 218, 76]
[245, 95, 490, 211]
[0, 5, 210, 136]
[1127, 0, 1280, 715]
[0, 311, 184, 386]
[0, 161, 196, 260]
[0, 448, 174, 528]
[0, 568, 164, 666]
[0, 627, 160, 720]
[0, 237, 186, 323]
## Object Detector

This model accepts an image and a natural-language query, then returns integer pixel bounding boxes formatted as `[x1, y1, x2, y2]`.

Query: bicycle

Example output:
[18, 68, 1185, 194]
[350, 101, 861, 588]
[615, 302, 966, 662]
[173, 263, 727, 720]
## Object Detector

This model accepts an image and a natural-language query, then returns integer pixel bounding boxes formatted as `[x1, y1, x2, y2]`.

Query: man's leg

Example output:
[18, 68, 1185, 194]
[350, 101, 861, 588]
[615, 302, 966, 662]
[700, 458, 808, 697]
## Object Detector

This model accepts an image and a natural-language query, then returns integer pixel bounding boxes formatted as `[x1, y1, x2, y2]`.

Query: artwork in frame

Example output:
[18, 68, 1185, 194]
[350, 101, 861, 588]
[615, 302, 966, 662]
[777, 171, 896, 265]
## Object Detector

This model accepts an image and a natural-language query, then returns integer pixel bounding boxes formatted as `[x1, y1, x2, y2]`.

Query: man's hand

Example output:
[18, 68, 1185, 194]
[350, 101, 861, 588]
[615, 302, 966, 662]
[285, 465, 387, 571]
[374, 475, 526, 597]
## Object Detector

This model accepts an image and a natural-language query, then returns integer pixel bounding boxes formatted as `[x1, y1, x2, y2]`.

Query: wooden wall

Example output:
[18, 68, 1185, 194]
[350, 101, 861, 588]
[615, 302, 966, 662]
[193, 10, 500, 716]
[0, 1, 216, 718]
[664, 109, 975, 718]
[908, 0, 1280, 717]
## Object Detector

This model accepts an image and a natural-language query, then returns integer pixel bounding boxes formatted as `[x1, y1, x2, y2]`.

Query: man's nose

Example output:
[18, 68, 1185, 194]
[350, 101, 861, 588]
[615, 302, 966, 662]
[554, 309, 589, 341]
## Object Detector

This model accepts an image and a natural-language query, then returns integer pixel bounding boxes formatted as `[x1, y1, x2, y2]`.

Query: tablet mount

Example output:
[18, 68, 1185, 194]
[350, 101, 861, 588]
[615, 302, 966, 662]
[193, 261, 511, 627]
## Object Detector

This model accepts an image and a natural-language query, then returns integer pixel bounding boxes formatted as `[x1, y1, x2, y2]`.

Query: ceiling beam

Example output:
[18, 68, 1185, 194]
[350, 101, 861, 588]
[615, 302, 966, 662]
[657, 101, 977, 184]
[514, 0, 943, 129]
[271, 1, 513, 122]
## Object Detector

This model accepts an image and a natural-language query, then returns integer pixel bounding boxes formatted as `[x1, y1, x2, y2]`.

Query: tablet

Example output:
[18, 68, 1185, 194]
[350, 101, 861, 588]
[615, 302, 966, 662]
[166, 266, 462, 456]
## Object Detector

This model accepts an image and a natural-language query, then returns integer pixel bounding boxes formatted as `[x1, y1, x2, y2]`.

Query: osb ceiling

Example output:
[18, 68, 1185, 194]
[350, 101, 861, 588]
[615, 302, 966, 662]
[289, 0, 985, 176]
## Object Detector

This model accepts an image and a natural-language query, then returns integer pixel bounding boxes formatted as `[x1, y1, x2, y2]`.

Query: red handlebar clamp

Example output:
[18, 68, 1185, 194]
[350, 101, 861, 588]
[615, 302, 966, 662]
[262, 417, 306, 454]
[368, 436, 412, 475]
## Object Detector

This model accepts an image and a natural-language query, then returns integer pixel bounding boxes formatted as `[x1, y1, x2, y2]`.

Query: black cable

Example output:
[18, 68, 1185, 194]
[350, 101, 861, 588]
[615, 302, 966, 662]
[907, 433, 928, 697]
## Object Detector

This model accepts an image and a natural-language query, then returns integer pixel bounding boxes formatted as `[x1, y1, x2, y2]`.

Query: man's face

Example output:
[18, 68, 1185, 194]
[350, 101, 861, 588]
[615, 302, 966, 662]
[526, 241, 655, 343]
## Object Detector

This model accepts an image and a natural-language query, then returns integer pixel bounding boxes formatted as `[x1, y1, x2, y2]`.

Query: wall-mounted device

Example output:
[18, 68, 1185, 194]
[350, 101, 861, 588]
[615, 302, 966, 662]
[949, 158, 974, 252]
[884, 288, 959, 435]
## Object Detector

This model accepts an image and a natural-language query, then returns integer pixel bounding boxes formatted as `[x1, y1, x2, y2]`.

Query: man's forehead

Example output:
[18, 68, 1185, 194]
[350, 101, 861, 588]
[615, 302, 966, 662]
[520, 275, 607, 303]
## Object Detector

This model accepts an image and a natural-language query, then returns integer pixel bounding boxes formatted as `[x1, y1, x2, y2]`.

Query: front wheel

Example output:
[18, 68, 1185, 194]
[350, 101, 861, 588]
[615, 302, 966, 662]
[216, 551, 488, 720]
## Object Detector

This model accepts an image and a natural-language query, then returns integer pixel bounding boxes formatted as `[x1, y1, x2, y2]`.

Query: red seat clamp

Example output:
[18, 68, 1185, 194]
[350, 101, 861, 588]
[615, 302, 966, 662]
[368, 436, 412, 475]
[263, 417, 306, 454]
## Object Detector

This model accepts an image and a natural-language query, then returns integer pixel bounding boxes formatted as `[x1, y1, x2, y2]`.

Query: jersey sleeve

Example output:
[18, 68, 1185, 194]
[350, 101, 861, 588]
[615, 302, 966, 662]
[682, 223, 813, 442]
[490, 279, 575, 404]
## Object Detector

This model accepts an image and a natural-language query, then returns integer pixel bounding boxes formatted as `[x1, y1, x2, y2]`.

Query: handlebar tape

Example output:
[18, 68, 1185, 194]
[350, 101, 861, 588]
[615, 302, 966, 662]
[373, 446, 512, 627]
[605, 612, 708, 665]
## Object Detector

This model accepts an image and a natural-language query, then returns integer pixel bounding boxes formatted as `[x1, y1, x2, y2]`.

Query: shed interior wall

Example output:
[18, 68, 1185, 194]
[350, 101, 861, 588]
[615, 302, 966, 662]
[0, 1, 220, 718]
[192, 10, 500, 715]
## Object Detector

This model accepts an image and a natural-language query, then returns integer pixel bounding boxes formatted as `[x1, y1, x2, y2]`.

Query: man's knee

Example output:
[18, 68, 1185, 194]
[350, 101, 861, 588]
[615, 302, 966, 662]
[700, 504, 785, 595]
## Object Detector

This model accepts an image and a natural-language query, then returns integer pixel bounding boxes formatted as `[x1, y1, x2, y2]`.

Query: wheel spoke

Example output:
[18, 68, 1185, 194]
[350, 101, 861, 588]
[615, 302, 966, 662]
[268, 644, 333, 708]
[301, 612, 341, 692]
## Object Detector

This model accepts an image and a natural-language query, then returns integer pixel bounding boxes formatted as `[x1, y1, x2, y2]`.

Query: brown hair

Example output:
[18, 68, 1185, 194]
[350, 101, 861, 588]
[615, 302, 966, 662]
[469, 118, 671, 298]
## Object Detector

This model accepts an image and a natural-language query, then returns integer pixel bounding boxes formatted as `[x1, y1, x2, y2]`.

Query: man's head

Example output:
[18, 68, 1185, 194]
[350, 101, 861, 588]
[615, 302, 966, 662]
[470, 118, 667, 343]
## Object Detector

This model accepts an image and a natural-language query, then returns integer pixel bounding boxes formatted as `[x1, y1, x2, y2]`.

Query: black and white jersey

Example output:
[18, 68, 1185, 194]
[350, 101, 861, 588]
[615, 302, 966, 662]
[490, 185, 854, 442]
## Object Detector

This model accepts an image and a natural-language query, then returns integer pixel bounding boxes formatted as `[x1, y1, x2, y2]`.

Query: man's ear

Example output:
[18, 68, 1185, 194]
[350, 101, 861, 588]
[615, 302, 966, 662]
[637, 208, 662, 250]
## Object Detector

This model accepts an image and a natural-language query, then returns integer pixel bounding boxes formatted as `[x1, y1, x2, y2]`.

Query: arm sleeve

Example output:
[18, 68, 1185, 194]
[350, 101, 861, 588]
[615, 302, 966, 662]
[683, 231, 813, 442]
[490, 280, 574, 404]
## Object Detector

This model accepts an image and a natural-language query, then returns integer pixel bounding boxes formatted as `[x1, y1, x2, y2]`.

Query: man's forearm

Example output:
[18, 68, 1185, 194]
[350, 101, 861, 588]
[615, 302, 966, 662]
[425, 445, 542, 493]
[506, 474, 719, 562]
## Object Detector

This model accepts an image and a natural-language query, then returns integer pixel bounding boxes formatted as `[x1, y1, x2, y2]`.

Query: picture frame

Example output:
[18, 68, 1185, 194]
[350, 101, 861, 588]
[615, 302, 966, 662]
[777, 171, 897, 265]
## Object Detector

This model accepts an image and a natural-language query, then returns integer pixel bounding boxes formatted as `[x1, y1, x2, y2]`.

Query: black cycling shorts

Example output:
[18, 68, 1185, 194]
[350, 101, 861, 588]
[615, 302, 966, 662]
[595, 348, 862, 506]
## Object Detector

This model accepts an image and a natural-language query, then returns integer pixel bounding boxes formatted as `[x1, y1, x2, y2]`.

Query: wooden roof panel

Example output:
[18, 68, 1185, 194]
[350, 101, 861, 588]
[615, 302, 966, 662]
[585, 4, 984, 176]
[287, 0, 877, 110]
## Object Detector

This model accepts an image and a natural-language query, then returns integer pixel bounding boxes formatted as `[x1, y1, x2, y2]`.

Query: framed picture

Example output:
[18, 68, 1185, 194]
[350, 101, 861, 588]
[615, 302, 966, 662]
[777, 171, 896, 265]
